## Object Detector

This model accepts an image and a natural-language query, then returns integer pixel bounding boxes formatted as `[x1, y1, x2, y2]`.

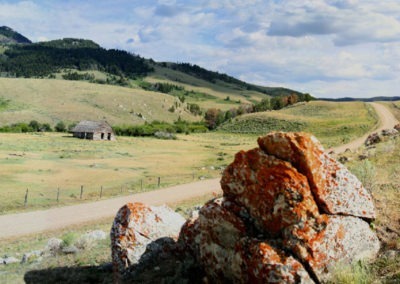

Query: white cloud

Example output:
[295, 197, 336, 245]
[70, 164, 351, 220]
[0, 0, 399, 98]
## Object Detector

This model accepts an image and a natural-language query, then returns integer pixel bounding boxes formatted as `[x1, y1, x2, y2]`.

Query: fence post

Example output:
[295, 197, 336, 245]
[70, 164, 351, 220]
[57, 188, 60, 203]
[140, 179, 143, 191]
[158, 177, 161, 188]
[192, 172, 195, 180]
[120, 185, 123, 194]
[100, 186, 103, 199]
[24, 189, 28, 207]
[80, 185, 83, 199]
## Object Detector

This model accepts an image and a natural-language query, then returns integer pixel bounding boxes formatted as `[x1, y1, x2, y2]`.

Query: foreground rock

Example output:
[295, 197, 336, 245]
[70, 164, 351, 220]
[110, 202, 185, 281]
[111, 132, 380, 283]
[182, 132, 379, 283]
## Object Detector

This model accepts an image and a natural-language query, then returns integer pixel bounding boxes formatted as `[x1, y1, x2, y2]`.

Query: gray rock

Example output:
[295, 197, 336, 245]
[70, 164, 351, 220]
[62, 245, 79, 254]
[45, 238, 63, 253]
[111, 203, 185, 280]
[3, 256, 19, 265]
[381, 128, 398, 136]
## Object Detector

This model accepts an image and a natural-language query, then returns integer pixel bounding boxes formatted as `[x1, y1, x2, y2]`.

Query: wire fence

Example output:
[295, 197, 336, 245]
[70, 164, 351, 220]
[0, 169, 223, 214]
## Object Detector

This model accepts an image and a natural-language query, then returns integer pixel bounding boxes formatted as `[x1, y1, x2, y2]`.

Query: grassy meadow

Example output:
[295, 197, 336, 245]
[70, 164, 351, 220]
[0, 78, 197, 127]
[0, 132, 257, 214]
[219, 101, 378, 148]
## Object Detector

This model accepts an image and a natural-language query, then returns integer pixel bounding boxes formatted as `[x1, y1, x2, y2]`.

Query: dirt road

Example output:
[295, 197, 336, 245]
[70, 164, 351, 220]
[331, 102, 399, 153]
[0, 103, 398, 240]
[0, 178, 222, 240]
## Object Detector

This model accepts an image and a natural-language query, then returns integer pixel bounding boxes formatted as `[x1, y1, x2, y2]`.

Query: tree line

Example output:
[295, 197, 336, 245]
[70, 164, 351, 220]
[0, 39, 153, 78]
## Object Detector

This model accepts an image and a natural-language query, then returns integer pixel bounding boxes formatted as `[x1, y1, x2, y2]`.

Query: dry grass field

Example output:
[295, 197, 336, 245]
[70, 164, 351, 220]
[219, 101, 378, 148]
[0, 78, 197, 126]
[146, 65, 267, 110]
[0, 132, 256, 213]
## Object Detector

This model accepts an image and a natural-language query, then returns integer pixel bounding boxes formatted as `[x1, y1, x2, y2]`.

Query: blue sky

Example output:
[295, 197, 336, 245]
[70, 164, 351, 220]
[1, 0, 400, 98]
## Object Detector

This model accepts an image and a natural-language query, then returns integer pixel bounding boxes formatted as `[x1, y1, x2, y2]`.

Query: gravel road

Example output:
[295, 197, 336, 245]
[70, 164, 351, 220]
[0, 102, 398, 240]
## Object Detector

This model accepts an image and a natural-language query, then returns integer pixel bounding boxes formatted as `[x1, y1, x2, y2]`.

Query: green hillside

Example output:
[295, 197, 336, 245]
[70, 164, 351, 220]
[0, 78, 197, 126]
[218, 101, 378, 147]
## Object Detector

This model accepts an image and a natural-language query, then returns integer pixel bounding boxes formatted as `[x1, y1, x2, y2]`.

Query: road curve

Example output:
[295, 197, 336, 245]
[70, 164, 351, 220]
[0, 102, 398, 240]
[331, 102, 399, 153]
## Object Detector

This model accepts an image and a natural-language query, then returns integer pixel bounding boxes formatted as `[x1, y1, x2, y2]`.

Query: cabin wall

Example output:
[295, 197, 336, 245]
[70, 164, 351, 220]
[72, 129, 116, 141]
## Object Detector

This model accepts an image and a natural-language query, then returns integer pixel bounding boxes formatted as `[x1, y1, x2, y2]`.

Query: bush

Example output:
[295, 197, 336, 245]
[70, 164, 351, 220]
[55, 121, 66, 132]
[61, 232, 77, 248]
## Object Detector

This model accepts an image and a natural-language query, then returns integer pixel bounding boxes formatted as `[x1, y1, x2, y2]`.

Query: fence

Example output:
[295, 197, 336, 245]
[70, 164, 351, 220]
[0, 169, 223, 214]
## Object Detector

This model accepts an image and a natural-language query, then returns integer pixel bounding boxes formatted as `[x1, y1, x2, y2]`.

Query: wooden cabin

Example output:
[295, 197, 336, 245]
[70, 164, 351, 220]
[71, 121, 116, 141]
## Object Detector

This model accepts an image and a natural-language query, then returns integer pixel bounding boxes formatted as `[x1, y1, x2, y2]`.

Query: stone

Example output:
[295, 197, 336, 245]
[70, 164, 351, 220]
[394, 123, 400, 132]
[257, 132, 375, 219]
[284, 215, 380, 282]
[221, 148, 320, 236]
[2, 256, 19, 265]
[44, 238, 63, 255]
[365, 132, 381, 146]
[197, 198, 314, 283]
[381, 128, 398, 136]
[62, 245, 79, 254]
[110, 202, 185, 280]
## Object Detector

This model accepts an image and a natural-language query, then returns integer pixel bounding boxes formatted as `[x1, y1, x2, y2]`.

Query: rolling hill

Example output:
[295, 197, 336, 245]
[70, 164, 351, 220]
[0, 26, 311, 128]
[218, 101, 378, 147]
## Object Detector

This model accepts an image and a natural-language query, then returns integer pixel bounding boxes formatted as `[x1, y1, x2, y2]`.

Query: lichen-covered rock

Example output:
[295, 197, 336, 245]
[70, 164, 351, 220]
[284, 215, 380, 282]
[198, 198, 313, 283]
[110, 202, 185, 280]
[221, 148, 320, 236]
[257, 132, 375, 219]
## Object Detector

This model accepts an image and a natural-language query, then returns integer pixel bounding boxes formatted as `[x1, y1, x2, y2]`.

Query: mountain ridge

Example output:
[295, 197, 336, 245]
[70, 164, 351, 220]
[0, 26, 32, 44]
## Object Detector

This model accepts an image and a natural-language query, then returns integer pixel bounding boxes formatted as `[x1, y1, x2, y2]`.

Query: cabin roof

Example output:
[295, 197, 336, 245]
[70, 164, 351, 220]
[71, 121, 113, 133]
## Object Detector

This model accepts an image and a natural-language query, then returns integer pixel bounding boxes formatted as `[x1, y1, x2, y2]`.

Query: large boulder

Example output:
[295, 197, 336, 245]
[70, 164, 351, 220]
[110, 202, 185, 281]
[180, 132, 379, 283]
[257, 132, 375, 219]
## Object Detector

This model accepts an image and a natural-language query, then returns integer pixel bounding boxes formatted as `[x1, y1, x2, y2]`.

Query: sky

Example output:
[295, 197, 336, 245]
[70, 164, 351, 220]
[1, 0, 400, 98]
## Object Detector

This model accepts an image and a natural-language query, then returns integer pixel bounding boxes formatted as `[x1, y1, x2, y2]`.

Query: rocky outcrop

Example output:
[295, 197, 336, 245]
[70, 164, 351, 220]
[179, 132, 380, 283]
[110, 202, 185, 281]
[111, 132, 380, 283]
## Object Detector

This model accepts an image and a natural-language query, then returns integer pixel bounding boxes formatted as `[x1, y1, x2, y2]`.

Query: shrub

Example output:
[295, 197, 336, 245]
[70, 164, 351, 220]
[61, 232, 77, 248]
[55, 121, 66, 132]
